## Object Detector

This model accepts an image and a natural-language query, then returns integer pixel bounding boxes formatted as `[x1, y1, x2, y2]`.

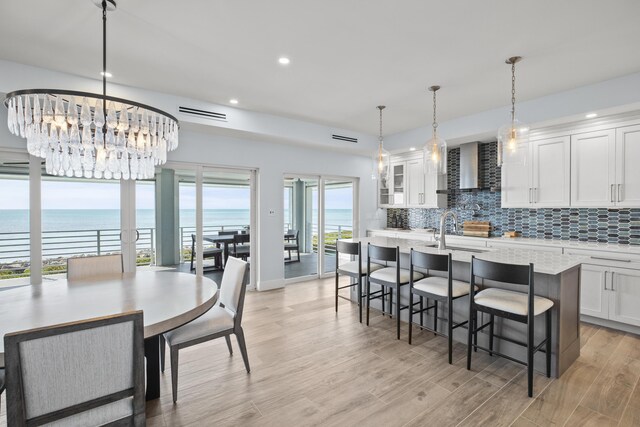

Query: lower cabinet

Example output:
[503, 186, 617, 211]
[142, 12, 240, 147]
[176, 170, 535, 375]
[580, 264, 640, 327]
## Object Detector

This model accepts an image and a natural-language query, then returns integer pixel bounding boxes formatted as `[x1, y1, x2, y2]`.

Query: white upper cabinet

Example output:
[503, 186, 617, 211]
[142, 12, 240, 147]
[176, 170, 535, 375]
[391, 162, 405, 205]
[532, 136, 571, 207]
[406, 158, 424, 207]
[615, 125, 640, 207]
[502, 135, 570, 208]
[571, 130, 616, 207]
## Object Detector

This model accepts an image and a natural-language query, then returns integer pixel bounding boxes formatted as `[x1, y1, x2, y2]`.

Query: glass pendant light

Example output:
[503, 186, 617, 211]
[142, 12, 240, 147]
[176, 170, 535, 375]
[423, 85, 447, 175]
[372, 105, 390, 182]
[497, 56, 529, 167]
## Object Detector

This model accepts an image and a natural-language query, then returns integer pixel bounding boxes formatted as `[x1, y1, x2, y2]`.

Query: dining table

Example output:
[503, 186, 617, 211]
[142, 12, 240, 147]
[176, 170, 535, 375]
[0, 270, 219, 400]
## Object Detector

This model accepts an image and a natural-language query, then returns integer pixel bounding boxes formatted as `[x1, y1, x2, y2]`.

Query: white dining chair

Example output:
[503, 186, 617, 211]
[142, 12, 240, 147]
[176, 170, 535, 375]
[4, 311, 145, 426]
[162, 256, 250, 403]
[67, 254, 123, 281]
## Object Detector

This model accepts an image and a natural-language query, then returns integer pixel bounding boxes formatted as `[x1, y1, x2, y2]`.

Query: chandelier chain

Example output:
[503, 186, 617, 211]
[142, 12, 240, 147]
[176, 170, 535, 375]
[432, 89, 438, 134]
[378, 106, 384, 143]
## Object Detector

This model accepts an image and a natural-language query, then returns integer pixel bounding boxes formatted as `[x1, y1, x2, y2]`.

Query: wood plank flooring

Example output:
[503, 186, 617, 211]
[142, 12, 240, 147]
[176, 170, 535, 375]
[1, 276, 639, 426]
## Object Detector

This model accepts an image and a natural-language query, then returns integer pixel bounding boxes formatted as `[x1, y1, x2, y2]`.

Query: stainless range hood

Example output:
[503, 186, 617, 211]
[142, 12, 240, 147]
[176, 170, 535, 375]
[459, 142, 479, 190]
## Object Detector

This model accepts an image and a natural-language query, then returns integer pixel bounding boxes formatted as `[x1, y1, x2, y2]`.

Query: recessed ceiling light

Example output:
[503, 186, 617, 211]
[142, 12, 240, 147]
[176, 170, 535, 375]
[585, 112, 598, 119]
[229, 99, 239, 105]
[100, 71, 112, 78]
[278, 57, 290, 65]
[409, 147, 416, 151]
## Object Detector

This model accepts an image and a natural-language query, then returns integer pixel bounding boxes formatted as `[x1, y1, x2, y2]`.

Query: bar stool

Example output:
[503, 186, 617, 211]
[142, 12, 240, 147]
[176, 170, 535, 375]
[467, 256, 553, 397]
[408, 249, 477, 364]
[367, 243, 424, 339]
[335, 241, 384, 323]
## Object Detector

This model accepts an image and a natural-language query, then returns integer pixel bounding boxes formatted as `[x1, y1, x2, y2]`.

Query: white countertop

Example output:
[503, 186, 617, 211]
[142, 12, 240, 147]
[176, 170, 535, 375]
[368, 229, 640, 256]
[344, 236, 584, 275]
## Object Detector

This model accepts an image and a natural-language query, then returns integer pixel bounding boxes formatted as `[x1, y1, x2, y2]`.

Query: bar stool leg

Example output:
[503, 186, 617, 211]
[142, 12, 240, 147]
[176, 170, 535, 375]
[389, 289, 393, 318]
[467, 307, 474, 370]
[489, 314, 495, 356]
[408, 290, 414, 344]
[366, 278, 371, 326]
[420, 297, 424, 329]
[448, 297, 453, 364]
[334, 271, 339, 313]
[358, 276, 363, 323]
[527, 319, 534, 398]
[381, 284, 385, 315]
[434, 300, 438, 335]
[474, 311, 479, 352]
[396, 284, 401, 340]
[546, 310, 552, 378]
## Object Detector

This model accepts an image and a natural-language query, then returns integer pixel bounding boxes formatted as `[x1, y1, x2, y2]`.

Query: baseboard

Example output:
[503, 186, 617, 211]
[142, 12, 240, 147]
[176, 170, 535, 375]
[581, 315, 640, 335]
[257, 278, 285, 291]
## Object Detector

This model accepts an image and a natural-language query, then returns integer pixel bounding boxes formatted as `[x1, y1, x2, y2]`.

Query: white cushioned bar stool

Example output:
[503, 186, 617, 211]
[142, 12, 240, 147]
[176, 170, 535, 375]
[335, 241, 384, 323]
[467, 256, 553, 397]
[367, 243, 424, 339]
[408, 249, 477, 364]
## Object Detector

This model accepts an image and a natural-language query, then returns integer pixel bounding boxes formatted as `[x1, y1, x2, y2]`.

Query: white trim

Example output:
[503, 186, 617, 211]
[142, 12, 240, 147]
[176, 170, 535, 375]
[258, 278, 285, 291]
[28, 155, 42, 284]
[195, 165, 203, 277]
[581, 315, 640, 335]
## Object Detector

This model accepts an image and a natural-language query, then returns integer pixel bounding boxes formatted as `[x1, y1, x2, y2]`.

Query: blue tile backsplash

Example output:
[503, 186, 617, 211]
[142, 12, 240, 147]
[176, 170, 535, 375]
[387, 142, 640, 245]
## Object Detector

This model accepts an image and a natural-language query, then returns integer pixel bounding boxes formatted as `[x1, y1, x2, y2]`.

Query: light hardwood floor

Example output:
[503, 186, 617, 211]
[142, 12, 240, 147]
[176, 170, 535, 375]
[1, 277, 639, 426]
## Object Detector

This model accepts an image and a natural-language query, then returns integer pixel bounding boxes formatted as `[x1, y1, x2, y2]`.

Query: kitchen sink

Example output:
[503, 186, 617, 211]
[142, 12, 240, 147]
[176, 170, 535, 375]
[444, 246, 489, 253]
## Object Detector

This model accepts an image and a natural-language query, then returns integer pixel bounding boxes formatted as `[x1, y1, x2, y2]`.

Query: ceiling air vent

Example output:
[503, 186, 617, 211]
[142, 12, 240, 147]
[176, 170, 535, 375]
[178, 106, 227, 121]
[331, 134, 358, 143]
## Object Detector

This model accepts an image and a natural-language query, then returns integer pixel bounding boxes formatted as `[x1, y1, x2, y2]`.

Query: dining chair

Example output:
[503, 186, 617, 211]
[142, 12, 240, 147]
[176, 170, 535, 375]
[366, 243, 424, 339]
[335, 241, 384, 323]
[408, 250, 477, 364]
[4, 311, 145, 426]
[230, 233, 250, 261]
[467, 256, 553, 397]
[190, 234, 223, 271]
[284, 229, 300, 262]
[67, 254, 123, 281]
[162, 256, 250, 403]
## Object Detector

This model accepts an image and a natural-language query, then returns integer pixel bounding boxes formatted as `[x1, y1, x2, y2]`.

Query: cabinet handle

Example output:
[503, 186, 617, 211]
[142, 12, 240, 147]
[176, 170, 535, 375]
[618, 184, 623, 202]
[611, 184, 615, 203]
[604, 271, 609, 291]
[533, 188, 537, 203]
[591, 256, 631, 263]
[611, 272, 615, 291]
[529, 188, 532, 204]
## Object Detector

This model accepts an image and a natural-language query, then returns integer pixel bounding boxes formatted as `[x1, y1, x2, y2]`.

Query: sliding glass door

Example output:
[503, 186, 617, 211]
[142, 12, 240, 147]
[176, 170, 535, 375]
[322, 179, 355, 274]
[284, 176, 319, 280]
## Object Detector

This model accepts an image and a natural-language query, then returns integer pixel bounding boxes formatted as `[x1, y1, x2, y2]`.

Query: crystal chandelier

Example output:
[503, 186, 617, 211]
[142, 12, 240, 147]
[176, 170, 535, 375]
[373, 105, 390, 182]
[423, 85, 447, 175]
[497, 56, 528, 167]
[3, 0, 179, 180]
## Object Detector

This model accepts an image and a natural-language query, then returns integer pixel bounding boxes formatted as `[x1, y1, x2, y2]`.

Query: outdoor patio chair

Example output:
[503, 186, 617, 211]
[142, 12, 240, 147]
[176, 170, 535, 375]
[190, 234, 223, 271]
[284, 229, 300, 263]
[230, 233, 250, 261]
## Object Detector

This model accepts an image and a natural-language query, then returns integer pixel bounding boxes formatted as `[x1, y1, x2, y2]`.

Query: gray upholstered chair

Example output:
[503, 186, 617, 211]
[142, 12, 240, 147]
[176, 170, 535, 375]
[67, 254, 123, 281]
[162, 256, 250, 403]
[4, 311, 145, 426]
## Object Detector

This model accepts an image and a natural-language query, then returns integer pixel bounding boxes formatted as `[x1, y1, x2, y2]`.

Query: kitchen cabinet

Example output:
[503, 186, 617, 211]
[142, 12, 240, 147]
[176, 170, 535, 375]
[501, 135, 570, 208]
[379, 153, 446, 208]
[571, 130, 616, 207]
[571, 126, 640, 207]
[579, 263, 640, 327]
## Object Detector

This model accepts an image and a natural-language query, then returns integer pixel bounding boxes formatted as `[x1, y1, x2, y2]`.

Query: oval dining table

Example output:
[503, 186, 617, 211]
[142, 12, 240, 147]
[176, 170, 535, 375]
[0, 270, 219, 400]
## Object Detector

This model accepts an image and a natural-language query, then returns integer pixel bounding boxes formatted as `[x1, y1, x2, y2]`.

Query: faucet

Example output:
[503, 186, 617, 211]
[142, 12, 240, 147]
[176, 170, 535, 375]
[437, 210, 459, 250]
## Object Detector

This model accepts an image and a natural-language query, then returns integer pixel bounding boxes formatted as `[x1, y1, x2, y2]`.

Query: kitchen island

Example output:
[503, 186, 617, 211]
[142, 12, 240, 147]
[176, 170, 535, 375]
[341, 236, 585, 378]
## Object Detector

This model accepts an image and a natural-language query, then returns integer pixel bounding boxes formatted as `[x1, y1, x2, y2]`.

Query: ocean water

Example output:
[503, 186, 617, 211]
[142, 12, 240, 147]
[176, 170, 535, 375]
[0, 208, 353, 233]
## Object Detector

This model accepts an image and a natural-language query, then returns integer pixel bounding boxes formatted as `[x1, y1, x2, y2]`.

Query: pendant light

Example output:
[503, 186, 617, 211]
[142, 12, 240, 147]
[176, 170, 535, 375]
[423, 85, 447, 175]
[373, 105, 390, 182]
[497, 56, 529, 167]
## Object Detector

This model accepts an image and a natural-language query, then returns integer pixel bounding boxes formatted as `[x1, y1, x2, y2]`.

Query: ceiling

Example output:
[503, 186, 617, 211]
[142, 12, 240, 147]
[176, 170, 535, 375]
[1, 1, 639, 136]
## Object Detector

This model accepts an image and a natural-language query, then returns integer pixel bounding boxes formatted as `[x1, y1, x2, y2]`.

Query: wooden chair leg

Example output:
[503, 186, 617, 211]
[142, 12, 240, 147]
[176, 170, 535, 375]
[408, 291, 414, 344]
[160, 334, 166, 373]
[236, 327, 251, 373]
[170, 346, 179, 403]
[546, 310, 552, 378]
[225, 334, 233, 355]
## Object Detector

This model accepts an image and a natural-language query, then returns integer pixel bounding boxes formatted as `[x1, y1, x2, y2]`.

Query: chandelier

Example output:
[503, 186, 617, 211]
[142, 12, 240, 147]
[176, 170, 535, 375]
[3, 0, 179, 180]
[423, 85, 447, 175]
[497, 56, 528, 167]
[373, 105, 390, 182]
